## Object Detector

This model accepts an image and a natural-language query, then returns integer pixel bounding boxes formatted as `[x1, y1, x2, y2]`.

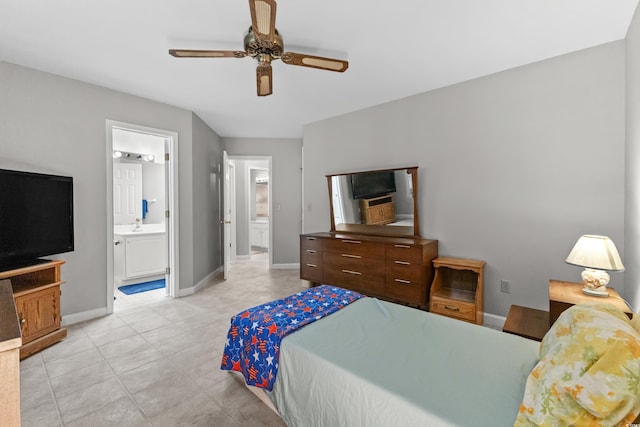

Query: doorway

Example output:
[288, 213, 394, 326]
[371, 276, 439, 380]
[225, 156, 272, 274]
[106, 121, 179, 314]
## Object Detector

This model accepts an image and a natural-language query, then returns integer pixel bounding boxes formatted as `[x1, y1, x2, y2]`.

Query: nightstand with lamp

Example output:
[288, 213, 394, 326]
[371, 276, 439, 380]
[504, 234, 631, 341]
[551, 234, 632, 323]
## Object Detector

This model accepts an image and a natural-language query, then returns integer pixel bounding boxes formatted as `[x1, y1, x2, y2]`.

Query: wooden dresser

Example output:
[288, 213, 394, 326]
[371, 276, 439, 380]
[300, 232, 438, 308]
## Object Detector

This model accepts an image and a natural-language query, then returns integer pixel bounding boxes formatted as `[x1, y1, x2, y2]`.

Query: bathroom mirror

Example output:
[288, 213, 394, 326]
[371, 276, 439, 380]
[326, 166, 420, 237]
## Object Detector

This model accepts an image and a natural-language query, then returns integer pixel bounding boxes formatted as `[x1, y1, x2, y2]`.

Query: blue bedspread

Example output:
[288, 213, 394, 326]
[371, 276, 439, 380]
[220, 285, 363, 390]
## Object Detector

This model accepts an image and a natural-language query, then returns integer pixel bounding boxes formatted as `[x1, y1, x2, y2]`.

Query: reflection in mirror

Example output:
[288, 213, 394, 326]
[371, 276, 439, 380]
[328, 167, 419, 237]
[252, 169, 269, 219]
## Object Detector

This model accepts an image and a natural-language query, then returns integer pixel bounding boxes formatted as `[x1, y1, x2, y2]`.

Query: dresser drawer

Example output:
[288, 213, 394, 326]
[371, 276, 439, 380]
[430, 297, 476, 322]
[385, 278, 425, 305]
[323, 239, 385, 259]
[323, 253, 385, 295]
[386, 243, 422, 263]
[300, 251, 323, 283]
[386, 261, 425, 303]
[301, 246, 322, 259]
[300, 235, 323, 252]
[386, 260, 423, 282]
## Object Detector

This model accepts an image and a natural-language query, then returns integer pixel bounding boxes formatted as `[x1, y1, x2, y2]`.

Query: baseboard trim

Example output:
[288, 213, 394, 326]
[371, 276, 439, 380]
[62, 307, 108, 326]
[178, 266, 223, 297]
[271, 263, 299, 270]
[195, 267, 222, 292]
[483, 312, 506, 330]
[178, 287, 194, 297]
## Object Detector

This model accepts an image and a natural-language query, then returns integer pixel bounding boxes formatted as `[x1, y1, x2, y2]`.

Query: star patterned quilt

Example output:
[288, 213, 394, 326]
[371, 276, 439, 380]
[220, 285, 364, 391]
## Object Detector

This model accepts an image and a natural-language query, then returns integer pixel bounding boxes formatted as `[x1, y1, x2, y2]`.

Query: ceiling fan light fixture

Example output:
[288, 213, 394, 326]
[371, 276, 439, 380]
[256, 62, 273, 96]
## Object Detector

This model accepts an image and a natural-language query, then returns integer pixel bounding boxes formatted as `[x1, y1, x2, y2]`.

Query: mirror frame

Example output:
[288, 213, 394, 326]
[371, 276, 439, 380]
[326, 166, 420, 238]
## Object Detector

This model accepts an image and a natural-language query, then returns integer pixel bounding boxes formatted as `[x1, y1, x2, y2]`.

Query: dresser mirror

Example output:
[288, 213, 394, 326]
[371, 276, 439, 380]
[326, 166, 420, 237]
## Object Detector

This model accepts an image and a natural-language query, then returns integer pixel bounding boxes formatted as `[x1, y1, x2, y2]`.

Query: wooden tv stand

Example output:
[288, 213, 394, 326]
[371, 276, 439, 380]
[0, 260, 67, 359]
[360, 195, 395, 225]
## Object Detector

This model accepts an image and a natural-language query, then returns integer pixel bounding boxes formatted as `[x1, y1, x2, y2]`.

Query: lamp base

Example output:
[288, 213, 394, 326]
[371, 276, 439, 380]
[582, 287, 609, 297]
[580, 268, 610, 297]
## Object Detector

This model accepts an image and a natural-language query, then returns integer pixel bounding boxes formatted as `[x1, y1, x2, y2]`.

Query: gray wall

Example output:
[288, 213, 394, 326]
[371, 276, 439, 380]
[303, 42, 626, 317]
[0, 61, 223, 317]
[233, 160, 250, 257]
[625, 7, 640, 312]
[223, 138, 303, 265]
[192, 113, 224, 284]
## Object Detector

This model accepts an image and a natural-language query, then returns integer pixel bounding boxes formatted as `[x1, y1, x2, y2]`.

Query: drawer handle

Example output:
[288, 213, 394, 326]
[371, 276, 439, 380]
[306, 250, 317, 254]
[444, 305, 460, 311]
[306, 263, 317, 268]
[394, 261, 410, 265]
[394, 244, 411, 248]
[341, 269, 362, 275]
[342, 240, 361, 244]
[394, 279, 411, 284]
[20, 317, 26, 325]
[341, 254, 361, 259]
[307, 237, 317, 240]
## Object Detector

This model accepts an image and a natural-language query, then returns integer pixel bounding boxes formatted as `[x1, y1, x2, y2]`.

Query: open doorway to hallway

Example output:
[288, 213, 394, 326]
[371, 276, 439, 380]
[227, 156, 272, 270]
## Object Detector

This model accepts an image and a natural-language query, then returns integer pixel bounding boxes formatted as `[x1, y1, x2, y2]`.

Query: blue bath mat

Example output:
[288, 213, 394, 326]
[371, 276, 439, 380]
[118, 279, 165, 295]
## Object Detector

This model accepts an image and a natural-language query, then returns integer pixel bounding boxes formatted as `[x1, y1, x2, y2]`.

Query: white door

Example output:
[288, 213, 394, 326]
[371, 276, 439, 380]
[223, 151, 231, 279]
[113, 163, 142, 225]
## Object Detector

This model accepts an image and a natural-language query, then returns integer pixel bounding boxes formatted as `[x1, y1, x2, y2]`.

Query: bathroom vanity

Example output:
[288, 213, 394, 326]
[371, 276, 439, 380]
[250, 220, 269, 250]
[114, 224, 166, 285]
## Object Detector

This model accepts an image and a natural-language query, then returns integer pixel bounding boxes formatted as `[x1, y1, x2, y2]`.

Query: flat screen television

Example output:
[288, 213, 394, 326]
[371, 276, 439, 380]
[0, 168, 74, 269]
[350, 171, 396, 199]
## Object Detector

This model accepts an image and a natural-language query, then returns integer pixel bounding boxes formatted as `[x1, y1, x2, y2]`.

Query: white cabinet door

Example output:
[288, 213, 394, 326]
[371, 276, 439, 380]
[259, 225, 269, 248]
[250, 222, 269, 249]
[113, 163, 142, 226]
[124, 234, 166, 279]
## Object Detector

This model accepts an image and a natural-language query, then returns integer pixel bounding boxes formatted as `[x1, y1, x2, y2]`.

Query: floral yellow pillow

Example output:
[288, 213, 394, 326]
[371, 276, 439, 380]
[630, 312, 640, 335]
[515, 303, 640, 427]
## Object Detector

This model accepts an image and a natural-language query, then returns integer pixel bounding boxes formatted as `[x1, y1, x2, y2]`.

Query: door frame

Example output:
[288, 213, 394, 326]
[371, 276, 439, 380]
[105, 120, 180, 313]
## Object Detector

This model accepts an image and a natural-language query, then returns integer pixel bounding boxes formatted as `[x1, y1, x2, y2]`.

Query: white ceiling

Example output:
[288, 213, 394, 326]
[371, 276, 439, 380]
[1, 0, 638, 139]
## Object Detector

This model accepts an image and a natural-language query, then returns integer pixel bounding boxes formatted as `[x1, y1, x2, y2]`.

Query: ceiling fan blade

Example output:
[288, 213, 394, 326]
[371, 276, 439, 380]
[256, 62, 273, 96]
[281, 52, 348, 72]
[169, 49, 246, 58]
[249, 0, 277, 41]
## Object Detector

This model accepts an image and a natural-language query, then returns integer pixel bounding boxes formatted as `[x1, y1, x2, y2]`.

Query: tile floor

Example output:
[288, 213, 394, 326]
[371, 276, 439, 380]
[20, 253, 307, 426]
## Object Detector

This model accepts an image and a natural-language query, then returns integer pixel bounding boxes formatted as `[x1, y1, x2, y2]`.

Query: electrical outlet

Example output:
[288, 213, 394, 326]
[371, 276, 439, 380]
[500, 280, 511, 293]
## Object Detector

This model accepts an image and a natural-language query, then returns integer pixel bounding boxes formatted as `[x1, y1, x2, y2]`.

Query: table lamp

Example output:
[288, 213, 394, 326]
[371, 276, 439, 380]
[565, 235, 624, 297]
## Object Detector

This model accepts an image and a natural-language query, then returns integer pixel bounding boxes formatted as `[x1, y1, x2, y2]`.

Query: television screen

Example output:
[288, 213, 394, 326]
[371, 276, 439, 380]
[0, 169, 74, 268]
[350, 171, 396, 199]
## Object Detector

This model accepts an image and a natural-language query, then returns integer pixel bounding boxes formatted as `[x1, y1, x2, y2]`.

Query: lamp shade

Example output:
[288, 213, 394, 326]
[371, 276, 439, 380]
[565, 235, 625, 271]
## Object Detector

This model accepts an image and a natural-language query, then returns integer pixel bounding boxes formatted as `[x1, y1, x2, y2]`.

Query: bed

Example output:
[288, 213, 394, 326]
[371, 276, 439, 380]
[221, 286, 640, 426]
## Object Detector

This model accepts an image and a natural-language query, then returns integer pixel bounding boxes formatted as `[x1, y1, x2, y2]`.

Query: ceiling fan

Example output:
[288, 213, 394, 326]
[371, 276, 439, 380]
[169, 0, 349, 96]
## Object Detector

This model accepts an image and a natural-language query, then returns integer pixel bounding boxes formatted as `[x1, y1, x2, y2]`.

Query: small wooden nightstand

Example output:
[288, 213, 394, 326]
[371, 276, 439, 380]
[549, 279, 633, 324]
[430, 257, 485, 324]
[503, 305, 549, 341]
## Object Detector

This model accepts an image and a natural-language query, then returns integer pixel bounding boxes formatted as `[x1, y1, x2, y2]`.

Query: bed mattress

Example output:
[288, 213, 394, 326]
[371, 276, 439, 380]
[268, 297, 540, 427]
